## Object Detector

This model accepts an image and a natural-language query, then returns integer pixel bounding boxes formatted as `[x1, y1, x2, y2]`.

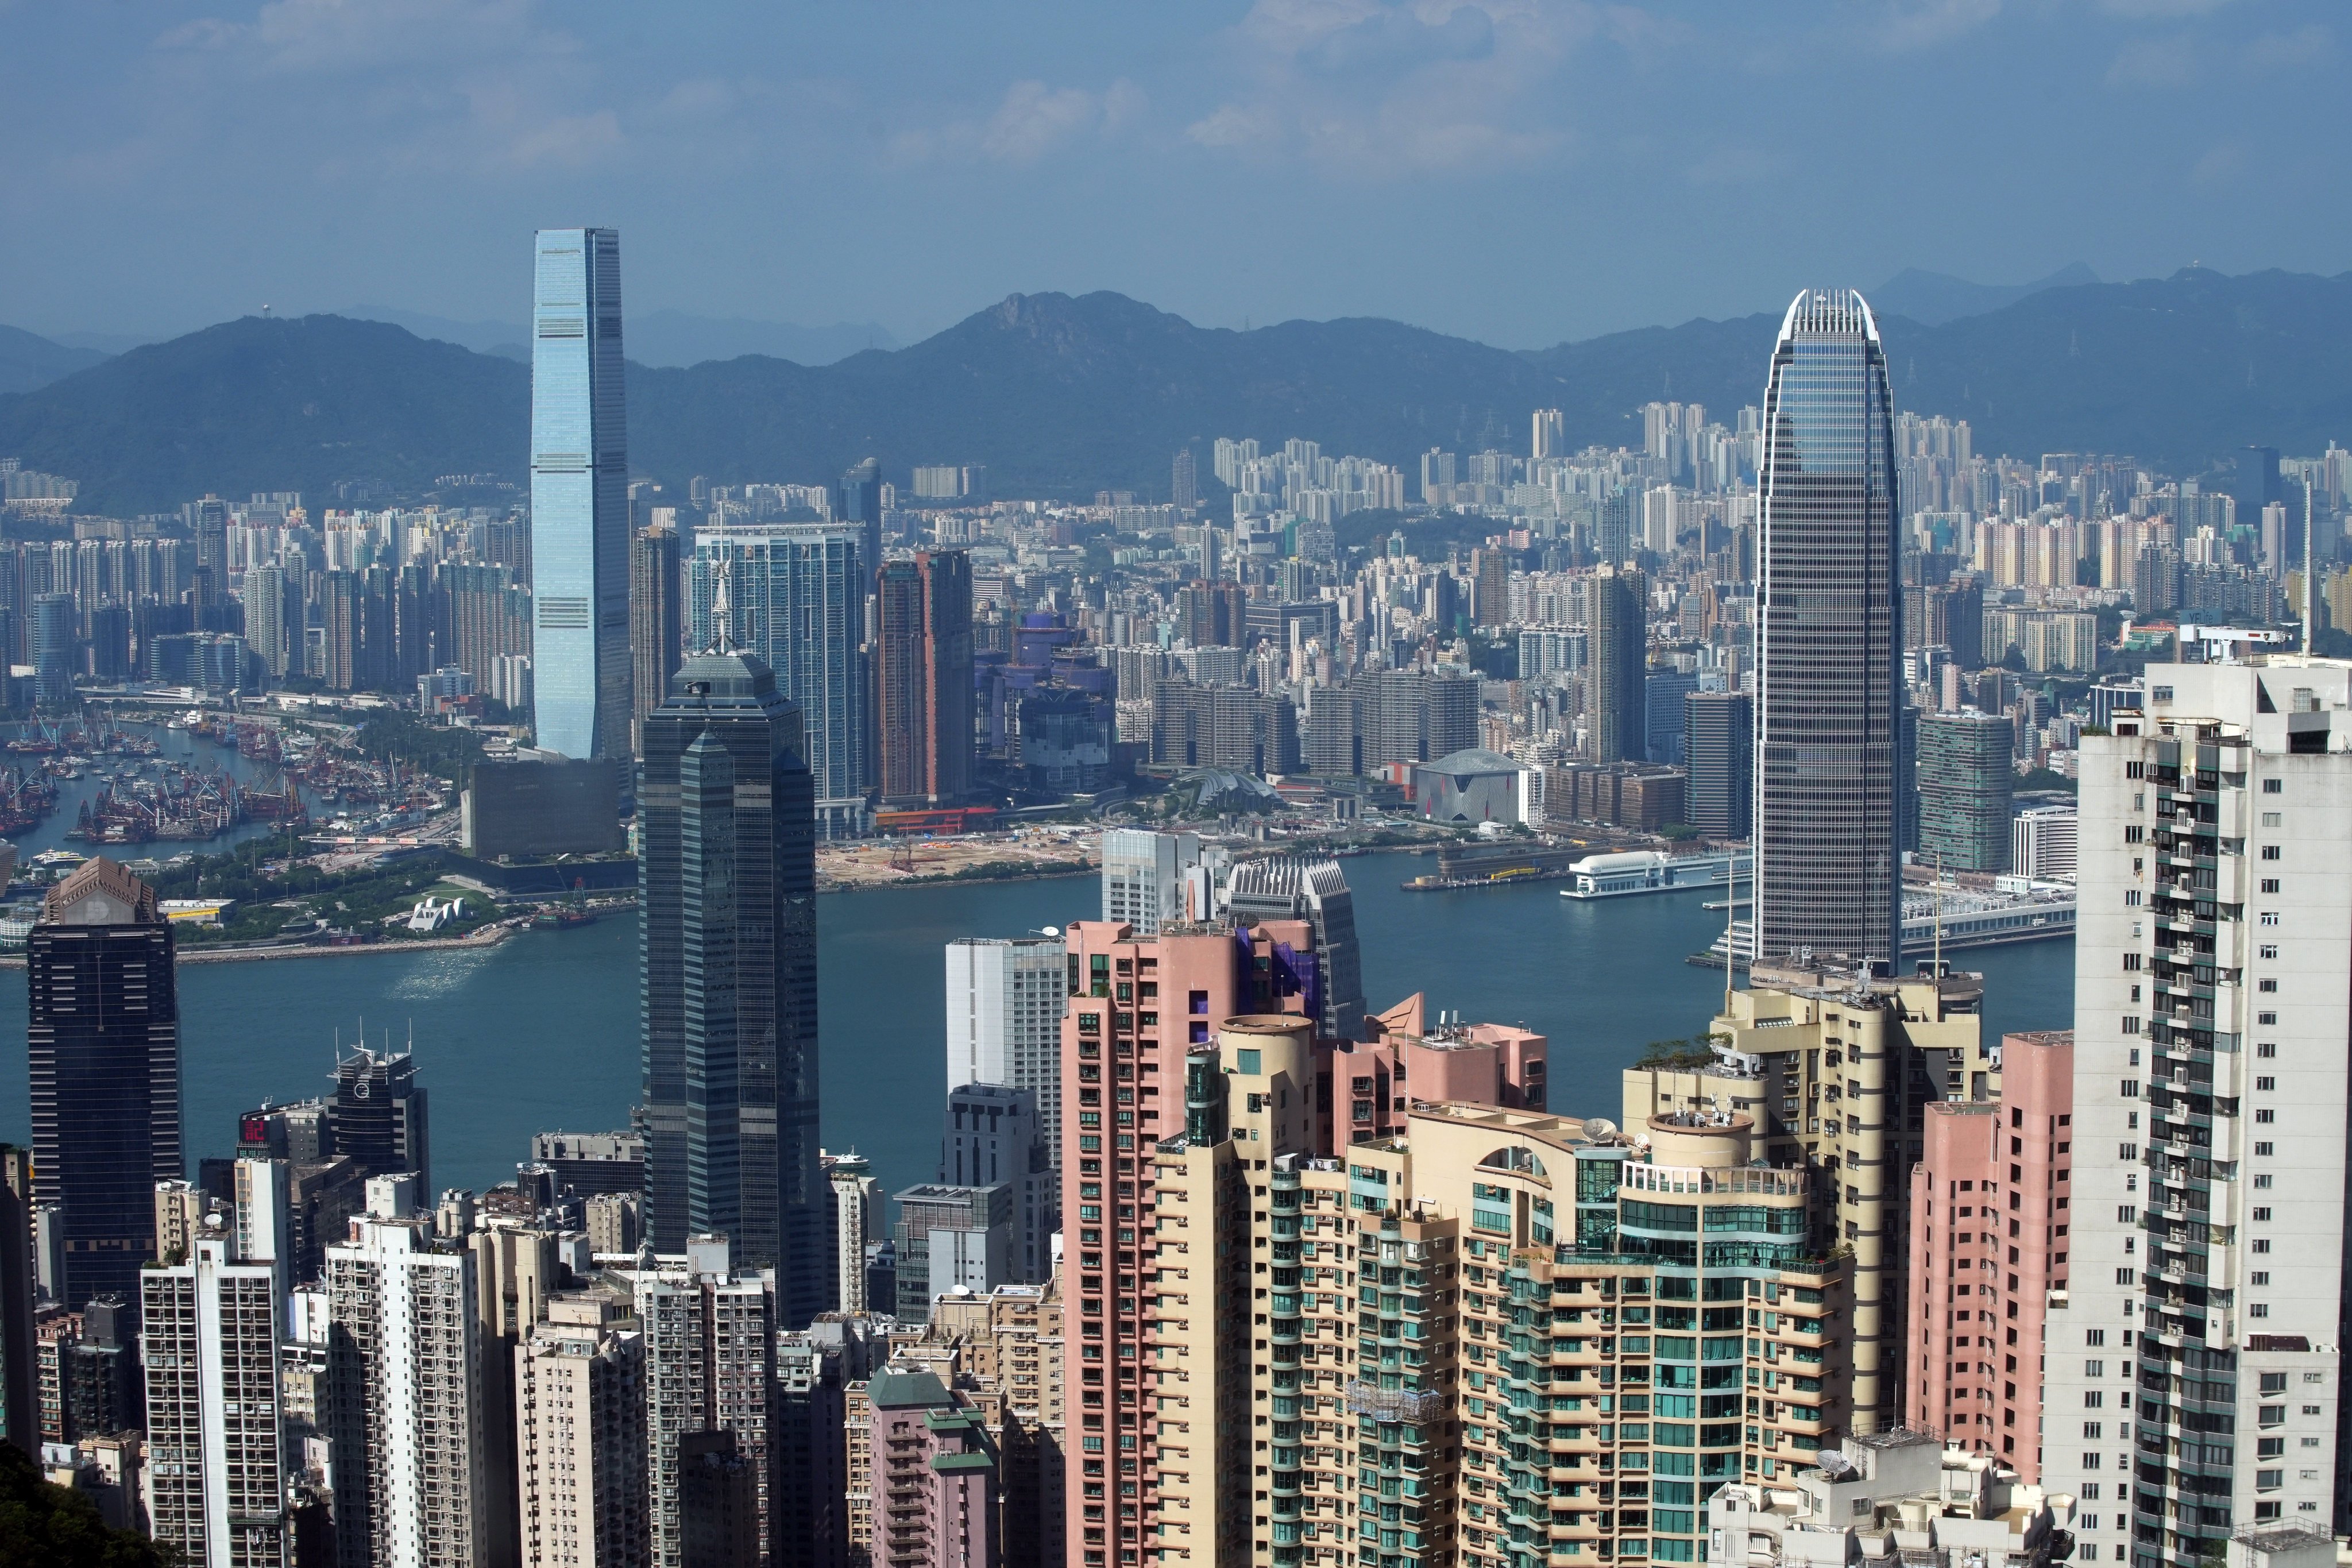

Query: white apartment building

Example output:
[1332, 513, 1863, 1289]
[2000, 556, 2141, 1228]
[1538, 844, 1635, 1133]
[2044, 658, 2351, 1568]
[944, 936, 1067, 1146]
[515, 1296, 647, 1568]
[142, 1230, 289, 1568]
[231, 1157, 291, 1297]
[631, 1238, 775, 1568]
[325, 1210, 499, 1568]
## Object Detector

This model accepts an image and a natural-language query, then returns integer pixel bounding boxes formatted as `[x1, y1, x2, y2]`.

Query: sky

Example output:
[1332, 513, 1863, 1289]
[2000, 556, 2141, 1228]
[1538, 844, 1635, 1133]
[1, 0, 2345, 350]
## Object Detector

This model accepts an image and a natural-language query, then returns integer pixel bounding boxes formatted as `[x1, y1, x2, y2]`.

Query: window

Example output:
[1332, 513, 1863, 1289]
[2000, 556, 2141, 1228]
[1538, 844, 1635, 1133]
[2264, 778, 2284, 794]
[2085, 1329, 2106, 1347]
[2262, 911, 2281, 926]
[2119, 1081, 2139, 1098]
[2122, 953, 2141, 972]
[2118, 1145, 2137, 1161]
[2125, 890, 2142, 907]
[2252, 1304, 2271, 1319]
[2083, 1419, 2104, 1436]
[2262, 879, 2283, 894]
[2254, 1239, 2272, 1254]
[2258, 979, 2278, 994]
[2257, 1076, 2277, 1092]
[2116, 1268, 2136, 1285]
[2254, 1207, 2273, 1222]
[2253, 1272, 2270, 1286]
[2255, 1173, 2273, 1188]
[2258, 1043, 2277, 1059]
[2117, 1206, 2136, 1223]
[2260, 1011, 2278, 1026]
[2261, 812, 2283, 827]
[2260, 944, 2279, 959]
[2153, 686, 2175, 702]
[2262, 845, 2283, 860]
[2256, 1109, 2275, 1124]
[2085, 1361, 2106, 1377]
[2084, 1391, 2104, 1408]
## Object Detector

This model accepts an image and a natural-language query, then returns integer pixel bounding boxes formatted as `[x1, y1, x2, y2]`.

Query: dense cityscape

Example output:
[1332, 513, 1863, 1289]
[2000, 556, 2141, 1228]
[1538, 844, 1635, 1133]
[3, 9, 2351, 1568]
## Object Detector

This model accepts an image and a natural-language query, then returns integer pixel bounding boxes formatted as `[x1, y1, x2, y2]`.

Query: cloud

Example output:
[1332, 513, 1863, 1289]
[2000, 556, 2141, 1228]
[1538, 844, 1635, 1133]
[1872, 0, 2002, 54]
[2242, 25, 2333, 71]
[2106, 35, 2197, 87]
[2187, 140, 2243, 185]
[1184, 1, 1605, 179]
[891, 79, 1146, 167]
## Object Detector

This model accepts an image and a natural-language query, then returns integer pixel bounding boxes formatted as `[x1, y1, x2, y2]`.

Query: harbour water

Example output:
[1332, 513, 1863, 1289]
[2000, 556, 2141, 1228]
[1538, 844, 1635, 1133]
[0, 848, 2075, 1203]
[5, 722, 304, 861]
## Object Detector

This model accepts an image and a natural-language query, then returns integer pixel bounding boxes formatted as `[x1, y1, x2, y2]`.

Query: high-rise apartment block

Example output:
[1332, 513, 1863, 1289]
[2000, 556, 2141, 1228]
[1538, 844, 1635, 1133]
[1623, 964, 1995, 1430]
[28, 857, 181, 1311]
[1903, 1030, 2073, 1482]
[1148, 1016, 1852, 1568]
[514, 1295, 648, 1568]
[325, 1206, 501, 1568]
[689, 525, 870, 833]
[2045, 660, 2352, 1567]
[826, 1153, 885, 1315]
[141, 1230, 291, 1567]
[1917, 710, 2015, 873]
[529, 227, 632, 762]
[639, 648, 823, 1314]
[945, 937, 1069, 1147]
[865, 1368, 999, 1568]
[633, 1237, 776, 1568]
[1753, 289, 1902, 968]
[1587, 565, 1647, 764]
[874, 550, 974, 807]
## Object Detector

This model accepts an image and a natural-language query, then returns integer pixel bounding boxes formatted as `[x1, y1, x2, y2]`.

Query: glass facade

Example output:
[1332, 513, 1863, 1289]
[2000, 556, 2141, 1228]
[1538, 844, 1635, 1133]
[1752, 289, 1902, 967]
[639, 650, 825, 1324]
[688, 527, 868, 824]
[529, 227, 632, 760]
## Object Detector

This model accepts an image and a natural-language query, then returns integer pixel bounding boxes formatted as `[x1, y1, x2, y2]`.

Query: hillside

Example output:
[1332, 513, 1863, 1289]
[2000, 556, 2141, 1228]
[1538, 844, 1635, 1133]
[0, 323, 108, 396]
[3, 267, 2349, 513]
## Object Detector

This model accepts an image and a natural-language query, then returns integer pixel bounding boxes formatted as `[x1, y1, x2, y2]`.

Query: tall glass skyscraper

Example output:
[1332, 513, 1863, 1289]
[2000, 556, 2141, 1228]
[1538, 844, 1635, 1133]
[529, 228, 632, 760]
[639, 649, 824, 1326]
[687, 526, 868, 834]
[1752, 289, 1902, 968]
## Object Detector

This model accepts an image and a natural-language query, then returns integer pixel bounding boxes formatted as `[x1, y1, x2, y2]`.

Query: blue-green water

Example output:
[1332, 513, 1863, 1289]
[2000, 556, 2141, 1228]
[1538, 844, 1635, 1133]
[0, 849, 2076, 1201]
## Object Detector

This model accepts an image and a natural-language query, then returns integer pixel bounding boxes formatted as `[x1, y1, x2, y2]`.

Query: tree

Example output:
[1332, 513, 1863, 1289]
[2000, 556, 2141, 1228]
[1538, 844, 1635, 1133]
[0, 1439, 178, 1567]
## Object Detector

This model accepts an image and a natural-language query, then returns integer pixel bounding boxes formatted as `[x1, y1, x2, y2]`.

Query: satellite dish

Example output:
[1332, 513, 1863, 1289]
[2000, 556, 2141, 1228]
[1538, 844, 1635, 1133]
[1040, 925, 1062, 938]
[1586, 1118, 1617, 1138]
[1818, 1450, 1852, 1476]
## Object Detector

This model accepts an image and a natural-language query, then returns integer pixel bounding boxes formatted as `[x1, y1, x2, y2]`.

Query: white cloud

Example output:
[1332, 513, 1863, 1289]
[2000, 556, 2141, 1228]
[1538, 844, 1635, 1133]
[894, 78, 1146, 167]
[2242, 24, 2333, 71]
[2106, 34, 2198, 87]
[1181, 0, 1607, 179]
[1872, 0, 2002, 55]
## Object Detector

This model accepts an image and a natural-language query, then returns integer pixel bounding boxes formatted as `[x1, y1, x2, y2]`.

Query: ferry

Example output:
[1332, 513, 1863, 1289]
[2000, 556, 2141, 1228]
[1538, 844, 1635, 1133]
[1558, 849, 1751, 900]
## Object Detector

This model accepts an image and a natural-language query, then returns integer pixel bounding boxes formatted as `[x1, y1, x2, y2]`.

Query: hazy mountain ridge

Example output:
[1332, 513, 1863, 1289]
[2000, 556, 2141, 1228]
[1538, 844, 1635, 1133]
[1, 267, 2347, 514]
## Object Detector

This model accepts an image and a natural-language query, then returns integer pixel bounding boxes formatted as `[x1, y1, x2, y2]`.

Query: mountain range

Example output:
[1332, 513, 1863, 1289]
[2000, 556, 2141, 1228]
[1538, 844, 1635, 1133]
[1, 265, 2346, 515]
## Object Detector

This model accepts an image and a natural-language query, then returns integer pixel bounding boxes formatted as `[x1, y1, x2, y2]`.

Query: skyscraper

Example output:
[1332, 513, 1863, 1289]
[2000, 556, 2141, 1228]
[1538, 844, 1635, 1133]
[629, 521, 681, 758]
[1682, 690, 1754, 837]
[2044, 662, 2352, 1565]
[872, 550, 974, 806]
[835, 456, 882, 581]
[529, 227, 632, 762]
[1585, 564, 1646, 764]
[944, 937, 1067, 1149]
[688, 526, 868, 833]
[1096, 829, 1209, 935]
[325, 1045, 430, 1196]
[1752, 288, 1902, 967]
[28, 858, 180, 1310]
[31, 591, 74, 709]
[639, 648, 824, 1319]
[325, 1203, 500, 1568]
[141, 1230, 292, 1566]
[1222, 855, 1367, 1041]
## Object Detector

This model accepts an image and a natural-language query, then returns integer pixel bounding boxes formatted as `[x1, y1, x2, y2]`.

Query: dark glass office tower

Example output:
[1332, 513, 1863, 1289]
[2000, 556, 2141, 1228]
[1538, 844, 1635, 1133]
[1683, 690, 1754, 838]
[325, 1046, 430, 1194]
[640, 648, 823, 1323]
[27, 859, 181, 1310]
[1586, 565, 1647, 765]
[1753, 289, 1902, 968]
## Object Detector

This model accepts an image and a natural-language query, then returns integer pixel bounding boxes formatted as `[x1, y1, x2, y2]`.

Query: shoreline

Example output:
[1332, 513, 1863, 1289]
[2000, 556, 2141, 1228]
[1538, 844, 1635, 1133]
[817, 864, 1096, 894]
[0, 921, 523, 970]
